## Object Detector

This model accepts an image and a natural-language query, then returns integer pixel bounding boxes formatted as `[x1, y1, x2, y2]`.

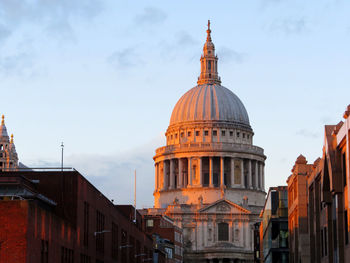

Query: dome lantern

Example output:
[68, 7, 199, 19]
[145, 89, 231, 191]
[197, 20, 221, 85]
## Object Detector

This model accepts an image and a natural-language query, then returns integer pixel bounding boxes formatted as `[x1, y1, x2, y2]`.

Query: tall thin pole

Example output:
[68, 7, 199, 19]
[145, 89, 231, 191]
[61, 142, 64, 171]
[134, 169, 136, 224]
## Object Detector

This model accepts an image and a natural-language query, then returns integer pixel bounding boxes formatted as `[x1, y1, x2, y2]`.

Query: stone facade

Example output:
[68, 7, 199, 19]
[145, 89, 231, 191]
[153, 21, 266, 263]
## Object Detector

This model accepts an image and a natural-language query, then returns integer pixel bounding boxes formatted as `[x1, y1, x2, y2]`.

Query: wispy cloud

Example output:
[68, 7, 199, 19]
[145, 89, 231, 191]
[268, 17, 308, 35]
[296, 129, 318, 138]
[26, 136, 164, 207]
[0, 0, 103, 41]
[107, 47, 143, 69]
[134, 7, 167, 26]
[218, 47, 246, 64]
[0, 52, 34, 76]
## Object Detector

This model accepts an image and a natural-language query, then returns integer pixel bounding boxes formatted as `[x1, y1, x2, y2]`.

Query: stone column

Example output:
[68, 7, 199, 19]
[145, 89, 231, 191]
[188, 157, 192, 187]
[155, 163, 158, 190]
[163, 160, 168, 190]
[255, 161, 259, 189]
[209, 157, 213, 187]
[170, 159, 175, 189]
[262, 163, 265, 191]
[199, 157, 203, 186]
[248, 160, 252, 189]
[259, 162, 263, 190]
[230, 158, 234, 187]
[241, 159, 245, 188]
[178, 158, 183, 188]
[220, 157, 224, 187]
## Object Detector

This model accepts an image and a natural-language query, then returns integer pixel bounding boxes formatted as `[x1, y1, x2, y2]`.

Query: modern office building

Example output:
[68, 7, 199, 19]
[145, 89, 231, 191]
[259, 186, 288, 263]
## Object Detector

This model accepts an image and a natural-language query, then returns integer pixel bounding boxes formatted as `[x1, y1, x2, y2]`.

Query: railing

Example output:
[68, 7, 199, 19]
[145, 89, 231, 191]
[17, 167, 76, 172]
[155, 142, 264, 155]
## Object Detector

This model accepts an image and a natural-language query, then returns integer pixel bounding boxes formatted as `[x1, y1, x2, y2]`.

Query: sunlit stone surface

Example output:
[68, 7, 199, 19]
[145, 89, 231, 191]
[152, 21, 266, 262]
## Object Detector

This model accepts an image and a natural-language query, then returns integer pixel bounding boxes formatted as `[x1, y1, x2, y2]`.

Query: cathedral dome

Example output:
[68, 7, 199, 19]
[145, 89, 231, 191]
[169, 84, 250, 129]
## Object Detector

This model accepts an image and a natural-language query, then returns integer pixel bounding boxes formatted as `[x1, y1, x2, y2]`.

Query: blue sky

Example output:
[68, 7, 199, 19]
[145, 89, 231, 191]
[1, 0, 349, 207]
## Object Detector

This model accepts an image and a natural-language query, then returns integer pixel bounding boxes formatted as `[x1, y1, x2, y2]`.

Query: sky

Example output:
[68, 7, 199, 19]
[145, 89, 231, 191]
[1, 0, 349, 208]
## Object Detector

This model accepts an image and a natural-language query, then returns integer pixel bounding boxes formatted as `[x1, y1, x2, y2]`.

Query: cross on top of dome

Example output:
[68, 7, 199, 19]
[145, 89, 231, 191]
[197, 20, 221, 85]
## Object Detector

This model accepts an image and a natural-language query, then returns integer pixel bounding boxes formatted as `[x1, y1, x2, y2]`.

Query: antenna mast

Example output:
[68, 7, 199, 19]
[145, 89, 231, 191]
[134, 169, 137, 224]
[61, 142, 64, 171]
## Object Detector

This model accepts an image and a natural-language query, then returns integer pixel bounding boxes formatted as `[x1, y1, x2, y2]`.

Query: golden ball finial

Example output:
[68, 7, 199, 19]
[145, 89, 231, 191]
[1, 115, 4, 125]
[10, 134, 14, 143]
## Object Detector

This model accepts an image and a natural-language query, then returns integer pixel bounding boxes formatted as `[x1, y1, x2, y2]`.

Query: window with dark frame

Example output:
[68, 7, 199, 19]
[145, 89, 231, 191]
[204, 130, 209, 136]
[230, 131, 233, 136]
[96, 210, 105, 254]
[218, 222, 229, 241]
[213, 130, 217, 136]
[84, 202, 89, 248]
[345, 210, 349, 245]
[343, 153, 347, 186]
[196, 131, 200, 136]
[112, 222, 119, 260]
[188, 131, 191, 137]
[221, 130, 225, 136]
[41, 240, 49, 263]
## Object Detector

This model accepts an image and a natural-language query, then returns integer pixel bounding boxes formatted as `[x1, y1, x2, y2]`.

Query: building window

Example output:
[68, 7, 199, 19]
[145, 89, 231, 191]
[243, 133, 245, 138]
[84, 202, 89, 247]
[324, 226, 328, 256]
[41, 240, 49, 263]
[230, 131, 233, 136]
[170, 135, 173, 139]
[61, 247, 74, 263]
[112, 222, 119, 260]
[181, 132, 184, 138]
[221, 130, 225, 136]
[247, 135, 250, 139]
[96, 210, 105, 254]
[342, 153, 347, 186]
[80, 254, 91, 263]
[146, 219, 154, 227]
[204, 130, 209, 136]
[237, 132, 240, 137]
[218, 222, 229, 241]
[213, 130, 217, 136]
[345, 210, 349, 245]
[175, 133, 178, 139]
[164, 247, 173, 259]
[196, 131, 200, 136]
[188, 131, 191, 137]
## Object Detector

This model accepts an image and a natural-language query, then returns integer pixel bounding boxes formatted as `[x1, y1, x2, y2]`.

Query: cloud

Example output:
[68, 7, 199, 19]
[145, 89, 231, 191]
[0, 24, 11, 43]
[296, 129, 318, 138]
[268, 17, 308, 35]
[134, 7, 167, 26]
[25, 136, 164, 208]
[0, 52, 34, 76]
[0, 0, 103, 40]
[107, 47, 143, 69]
[218, 47, 246, 64]
[175, 31, 198, 47]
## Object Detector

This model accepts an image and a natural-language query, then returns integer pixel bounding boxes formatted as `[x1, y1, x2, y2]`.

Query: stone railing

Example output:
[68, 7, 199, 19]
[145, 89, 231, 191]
[155, 142, 264, 156]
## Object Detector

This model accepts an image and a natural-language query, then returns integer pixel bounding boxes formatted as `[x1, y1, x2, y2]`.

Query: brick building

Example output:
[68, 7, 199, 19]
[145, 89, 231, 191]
[287, 155, 312, 263]
[140, 209, 183, 263]
[287, 105, 350, 263]
[0, 170, 153, 263]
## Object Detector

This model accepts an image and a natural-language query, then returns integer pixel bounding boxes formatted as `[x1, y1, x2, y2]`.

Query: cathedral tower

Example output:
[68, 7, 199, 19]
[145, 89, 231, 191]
[0, 115, 19, 171]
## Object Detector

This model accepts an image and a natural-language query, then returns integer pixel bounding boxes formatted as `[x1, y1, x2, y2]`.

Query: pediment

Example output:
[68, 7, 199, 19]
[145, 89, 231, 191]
[198, 199, 250, 214]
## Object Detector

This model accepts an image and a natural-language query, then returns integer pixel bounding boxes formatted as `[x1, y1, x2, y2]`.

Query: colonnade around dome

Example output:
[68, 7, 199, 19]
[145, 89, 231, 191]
[155, 156, 264, 193]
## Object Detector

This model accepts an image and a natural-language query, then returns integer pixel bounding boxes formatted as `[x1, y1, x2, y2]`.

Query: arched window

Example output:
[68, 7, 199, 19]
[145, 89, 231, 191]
[218, 222, 229, 241]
